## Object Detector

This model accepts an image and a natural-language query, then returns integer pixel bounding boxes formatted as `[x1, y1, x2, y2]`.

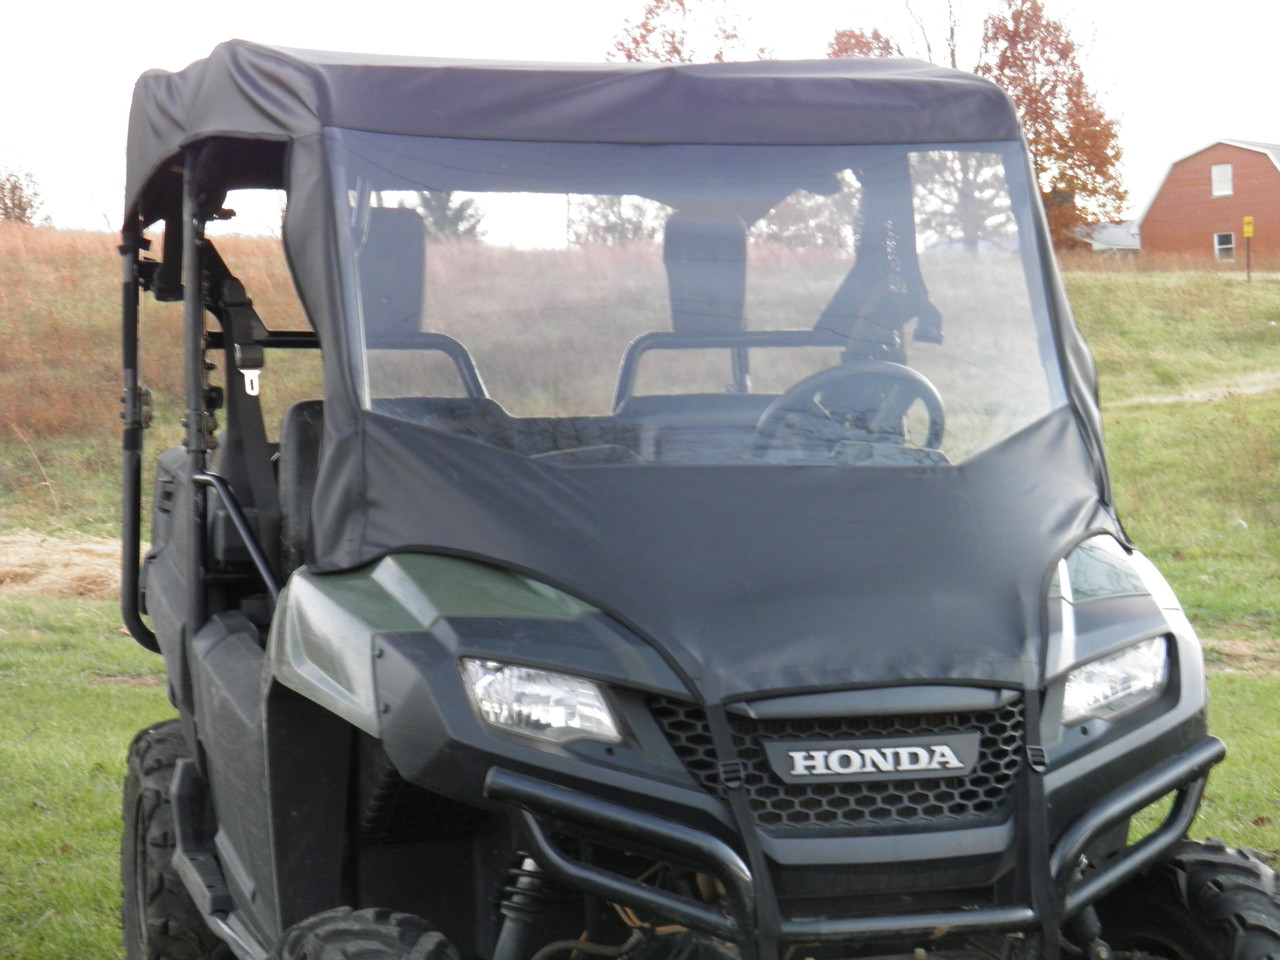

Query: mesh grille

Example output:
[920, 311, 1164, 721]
[648, 696, 1023, 833]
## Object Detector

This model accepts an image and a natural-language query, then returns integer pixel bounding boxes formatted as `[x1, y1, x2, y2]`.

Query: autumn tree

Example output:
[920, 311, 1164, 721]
[976, 0, 1124, 245]
[828, 28, 902, 59]
[829, 0, 1125, 247]
[0, 168, 44, 224]
[611, 0, 760, 64]
[830, 1, 962, 67]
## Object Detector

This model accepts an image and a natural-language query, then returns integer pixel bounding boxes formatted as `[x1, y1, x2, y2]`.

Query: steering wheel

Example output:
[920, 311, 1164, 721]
[754, 361, 945, 455]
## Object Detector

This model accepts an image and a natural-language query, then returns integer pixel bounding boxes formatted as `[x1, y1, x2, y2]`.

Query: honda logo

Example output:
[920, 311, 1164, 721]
[763, 733, 981, 783]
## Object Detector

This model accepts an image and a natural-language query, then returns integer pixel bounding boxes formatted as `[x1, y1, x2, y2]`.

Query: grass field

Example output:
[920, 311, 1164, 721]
[2, 224, 1280, 956]
[0, 595, 169, 958]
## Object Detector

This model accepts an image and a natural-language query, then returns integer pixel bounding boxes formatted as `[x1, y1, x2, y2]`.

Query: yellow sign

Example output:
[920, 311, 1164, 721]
[1244, 216, 1255, 238]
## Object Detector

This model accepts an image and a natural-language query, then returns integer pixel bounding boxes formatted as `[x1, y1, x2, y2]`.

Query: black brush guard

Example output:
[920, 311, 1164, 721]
[486, 735, 1223, 953]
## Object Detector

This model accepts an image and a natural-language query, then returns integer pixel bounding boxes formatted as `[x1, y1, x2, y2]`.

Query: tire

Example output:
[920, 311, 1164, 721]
[1095, 837, 1280, 960]
[273, 907, 460, 960]
[122, 720, 231, 960]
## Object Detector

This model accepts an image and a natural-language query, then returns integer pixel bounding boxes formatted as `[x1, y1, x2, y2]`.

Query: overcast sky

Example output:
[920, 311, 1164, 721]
[4, 0, 1278, 232]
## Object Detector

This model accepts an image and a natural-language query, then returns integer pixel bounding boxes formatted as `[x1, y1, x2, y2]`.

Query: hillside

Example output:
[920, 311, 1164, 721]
[6, 228, 1280, 957]
[2, 224, 1279, 659]
[1066, 267, 1280, 662]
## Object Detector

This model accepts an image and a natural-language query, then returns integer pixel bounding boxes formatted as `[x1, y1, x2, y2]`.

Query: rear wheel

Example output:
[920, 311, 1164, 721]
[122, 719, 231, 960]
[1095, 838, 1280, 959]
[273, 907, 460, 960]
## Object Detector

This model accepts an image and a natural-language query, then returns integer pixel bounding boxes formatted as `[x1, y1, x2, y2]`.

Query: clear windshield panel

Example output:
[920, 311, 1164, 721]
[334, 131, 1066, 467]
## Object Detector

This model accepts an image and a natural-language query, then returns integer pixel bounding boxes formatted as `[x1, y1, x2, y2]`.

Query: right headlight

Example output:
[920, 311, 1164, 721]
[1061, 636, 1169, 726]
[461, 658, 622, 745]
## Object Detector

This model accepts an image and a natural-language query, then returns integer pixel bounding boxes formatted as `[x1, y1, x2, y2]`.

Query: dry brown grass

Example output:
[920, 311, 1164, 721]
[0, 531, 131, 599]
[0, 224, 301, 446]
[1203, 633, 1280, 675]
[0, 225, 315, 533]
[0, 226, 133, 438]
[1057, 247, 1280, 275]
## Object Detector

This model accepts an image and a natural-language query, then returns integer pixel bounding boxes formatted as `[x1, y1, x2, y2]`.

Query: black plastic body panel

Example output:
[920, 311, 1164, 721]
[188, 612, 277, 940]
[141, 445, 196, 711]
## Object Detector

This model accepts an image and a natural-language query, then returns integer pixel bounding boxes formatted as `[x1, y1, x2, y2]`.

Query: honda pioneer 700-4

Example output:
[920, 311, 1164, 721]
[119, 41, 1280, 960]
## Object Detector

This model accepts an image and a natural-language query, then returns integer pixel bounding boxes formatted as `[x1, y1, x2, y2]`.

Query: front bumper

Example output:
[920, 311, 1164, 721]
[486, 734, 1224, 946]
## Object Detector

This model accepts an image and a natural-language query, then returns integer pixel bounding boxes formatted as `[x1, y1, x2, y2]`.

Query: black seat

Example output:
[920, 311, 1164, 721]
[278, 399, 325, 573]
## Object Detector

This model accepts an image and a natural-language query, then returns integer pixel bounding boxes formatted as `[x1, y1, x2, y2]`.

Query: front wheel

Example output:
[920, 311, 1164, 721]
[1095, 837, 1280, 959]
[273, 907, 460, 960]
[122, 719, 231, 960]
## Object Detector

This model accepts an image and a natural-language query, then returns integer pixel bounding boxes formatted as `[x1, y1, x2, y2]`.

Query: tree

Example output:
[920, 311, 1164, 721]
[828, 0, 1126, 247]
[910, 150, 1016, 250]
[828, 28, 902, 59]
[413, 191, 483, 241]
[750, 173, 861, 251]
[0, 168, 44, 224]
[568, 195, 668, 246]
[830, 1, 962, 67]
[611, 0, 763, 64]
[976, 0, 1125, 245]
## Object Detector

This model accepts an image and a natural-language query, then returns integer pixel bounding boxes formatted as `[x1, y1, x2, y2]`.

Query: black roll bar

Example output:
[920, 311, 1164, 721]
[120, 229, 159, 653]
[182, 152, 211, 641]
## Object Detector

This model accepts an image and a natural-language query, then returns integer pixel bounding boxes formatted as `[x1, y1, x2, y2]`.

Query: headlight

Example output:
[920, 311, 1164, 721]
[462, 659, 622, 745]
[1061, 636, 1168, 726]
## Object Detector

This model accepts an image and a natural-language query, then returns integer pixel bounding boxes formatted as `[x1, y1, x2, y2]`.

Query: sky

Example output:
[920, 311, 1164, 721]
[4, 0, 1279, 232]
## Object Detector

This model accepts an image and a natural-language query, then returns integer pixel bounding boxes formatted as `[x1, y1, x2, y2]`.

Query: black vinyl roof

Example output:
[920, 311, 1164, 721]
[125, 39, 1021, 225]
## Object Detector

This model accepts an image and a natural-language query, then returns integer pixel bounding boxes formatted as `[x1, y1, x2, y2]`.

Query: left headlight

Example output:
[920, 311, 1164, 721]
[1061, 636, 1169, 726]
[462, 659, 622, 745]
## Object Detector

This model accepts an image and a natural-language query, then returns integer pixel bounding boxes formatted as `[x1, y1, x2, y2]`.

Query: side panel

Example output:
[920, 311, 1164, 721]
[189, 612, 277, 941]
[263, 681, 354, 929]
[141, 445, 196, 712]
[185, 610, 357, 943]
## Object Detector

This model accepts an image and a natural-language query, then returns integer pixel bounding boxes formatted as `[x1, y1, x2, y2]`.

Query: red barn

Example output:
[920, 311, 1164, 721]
[1140, 140, 1280, 266]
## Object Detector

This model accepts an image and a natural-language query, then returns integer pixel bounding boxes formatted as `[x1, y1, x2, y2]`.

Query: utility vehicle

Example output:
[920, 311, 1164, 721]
[121, 41, 1280, 960]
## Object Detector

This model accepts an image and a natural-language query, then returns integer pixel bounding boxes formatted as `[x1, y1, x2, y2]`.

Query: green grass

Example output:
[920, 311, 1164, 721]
[0, 595, 171, 958]
[1062, 271, 1280, 650]
[1066, 271, 1280, 403]
[1105, 392, 1280, 645]
[1202, 674, 1280, 850]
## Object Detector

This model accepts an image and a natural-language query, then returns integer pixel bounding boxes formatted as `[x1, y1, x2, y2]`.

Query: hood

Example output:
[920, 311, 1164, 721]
[311, 406, 1110, 703]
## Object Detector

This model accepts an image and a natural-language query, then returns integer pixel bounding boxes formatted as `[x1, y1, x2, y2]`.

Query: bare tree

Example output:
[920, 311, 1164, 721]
[830, 1, 964, 67]
[0, 168, 44, 224]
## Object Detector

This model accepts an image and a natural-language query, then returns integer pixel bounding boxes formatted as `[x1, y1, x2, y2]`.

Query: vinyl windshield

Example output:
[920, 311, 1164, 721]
[333, 130, 1066, 467]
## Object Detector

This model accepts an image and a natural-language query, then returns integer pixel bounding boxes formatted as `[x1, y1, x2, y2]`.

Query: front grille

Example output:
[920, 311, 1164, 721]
[648, 696, 1023, 833]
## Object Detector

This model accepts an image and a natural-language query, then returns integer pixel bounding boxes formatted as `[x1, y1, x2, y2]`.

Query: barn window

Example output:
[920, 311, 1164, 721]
[1211, 164, 1234, 197]
[1215, 232, 1236, 260]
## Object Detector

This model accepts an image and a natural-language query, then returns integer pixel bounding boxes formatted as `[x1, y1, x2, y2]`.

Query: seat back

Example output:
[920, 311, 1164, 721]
[278, 399, 325, 573]
[663, 215, 747, 335]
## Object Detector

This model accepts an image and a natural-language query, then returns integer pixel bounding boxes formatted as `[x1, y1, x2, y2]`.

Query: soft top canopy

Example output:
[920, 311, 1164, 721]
[125, 39, 1021, 226]
[123, 41, 1121, 699]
